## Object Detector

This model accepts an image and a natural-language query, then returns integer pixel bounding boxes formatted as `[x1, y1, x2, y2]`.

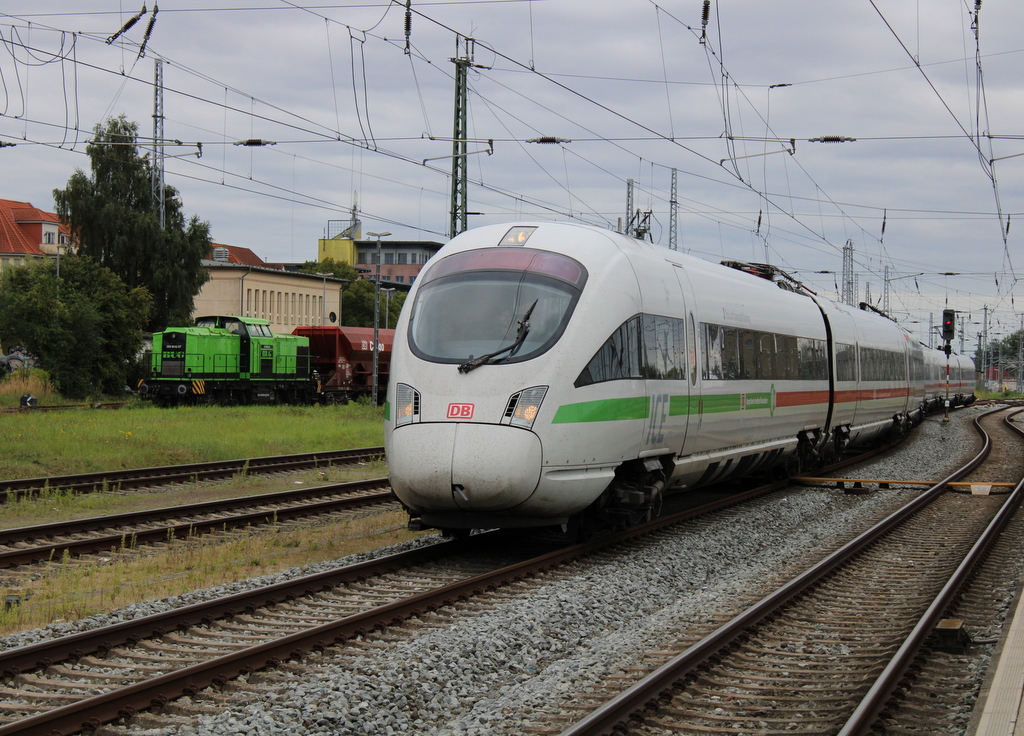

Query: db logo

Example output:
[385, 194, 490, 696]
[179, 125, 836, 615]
[447, 403, 475, 419]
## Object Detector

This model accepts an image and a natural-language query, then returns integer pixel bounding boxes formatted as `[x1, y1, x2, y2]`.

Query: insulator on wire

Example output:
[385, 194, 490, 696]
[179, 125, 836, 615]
[405, 1, 412, 54]
[700, 0, 711, 43]
[106, 3, 147, 44]
[138, 4, 159, 58]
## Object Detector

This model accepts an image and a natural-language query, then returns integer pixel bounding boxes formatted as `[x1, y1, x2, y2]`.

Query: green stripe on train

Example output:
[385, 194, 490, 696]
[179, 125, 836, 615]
[551, 396, 650, 424]
[554, 391, 775, 424]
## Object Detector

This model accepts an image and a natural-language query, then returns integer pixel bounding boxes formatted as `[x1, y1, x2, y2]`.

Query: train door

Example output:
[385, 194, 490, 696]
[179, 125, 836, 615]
[673, 265, 700, 447]
[634, 258, 690, 459]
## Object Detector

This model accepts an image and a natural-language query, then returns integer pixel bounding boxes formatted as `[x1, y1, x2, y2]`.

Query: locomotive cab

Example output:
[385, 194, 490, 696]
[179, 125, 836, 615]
[387, 229, 593, 529]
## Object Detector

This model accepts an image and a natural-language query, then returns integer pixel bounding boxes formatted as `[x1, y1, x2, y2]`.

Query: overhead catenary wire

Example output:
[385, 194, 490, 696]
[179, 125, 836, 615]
[2, 3, 1020, 340]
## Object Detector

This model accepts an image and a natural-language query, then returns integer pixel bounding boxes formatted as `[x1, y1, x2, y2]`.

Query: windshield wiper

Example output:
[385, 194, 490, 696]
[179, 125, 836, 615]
[458, 300, 537, 374]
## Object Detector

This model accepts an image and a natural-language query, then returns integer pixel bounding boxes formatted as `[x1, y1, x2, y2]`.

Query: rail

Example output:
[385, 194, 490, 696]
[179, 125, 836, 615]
[557, 407, 1009, 736]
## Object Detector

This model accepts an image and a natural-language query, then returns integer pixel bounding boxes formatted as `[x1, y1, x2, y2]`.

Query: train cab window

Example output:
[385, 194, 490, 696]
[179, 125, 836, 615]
[575, 316, 642, 387]
[408, 247, 587, 365]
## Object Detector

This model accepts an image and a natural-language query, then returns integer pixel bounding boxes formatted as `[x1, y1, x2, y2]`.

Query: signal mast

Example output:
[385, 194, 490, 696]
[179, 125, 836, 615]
[941, 309, 955, 423]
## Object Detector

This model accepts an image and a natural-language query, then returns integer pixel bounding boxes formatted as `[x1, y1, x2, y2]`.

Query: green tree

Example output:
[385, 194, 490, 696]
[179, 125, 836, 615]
[296, 257, 359, 286]
[341, 280, 406, 329]
[53, 115, 210, 332]
[0, 255, 152, 398]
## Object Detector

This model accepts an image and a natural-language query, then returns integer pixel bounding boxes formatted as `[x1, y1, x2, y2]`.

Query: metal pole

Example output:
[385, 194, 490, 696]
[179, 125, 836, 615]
[382, 288, 395, 330]
[367, 232, 391, 406]
[316, 272, 333, 325]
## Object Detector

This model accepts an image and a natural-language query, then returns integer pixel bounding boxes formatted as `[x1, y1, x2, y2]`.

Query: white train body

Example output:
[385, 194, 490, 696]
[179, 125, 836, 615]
[384, 223, 975, 532]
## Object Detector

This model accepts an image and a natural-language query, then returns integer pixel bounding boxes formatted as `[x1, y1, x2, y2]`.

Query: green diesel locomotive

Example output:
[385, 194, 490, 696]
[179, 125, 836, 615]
[139, 315, 318, 405]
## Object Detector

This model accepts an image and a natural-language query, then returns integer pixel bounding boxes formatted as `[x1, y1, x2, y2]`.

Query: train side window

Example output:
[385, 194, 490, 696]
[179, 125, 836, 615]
[797, 338, 827, 380]
[575, 316, 643, 387]
[739, 330, 757, 380]
[758, 333, 775, 380]
[720, 327, 740, 379]
[674, 317, 687, 381]
[641, 314, 683, 380]
[702, 323, 724, 380]
[773, 335, 795, 379]
[835, 343, 857, 382]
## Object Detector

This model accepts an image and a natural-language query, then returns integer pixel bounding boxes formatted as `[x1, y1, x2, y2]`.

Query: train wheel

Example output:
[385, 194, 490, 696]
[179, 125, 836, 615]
[644, 477, 665, 522]
[440, 527, 471, 539]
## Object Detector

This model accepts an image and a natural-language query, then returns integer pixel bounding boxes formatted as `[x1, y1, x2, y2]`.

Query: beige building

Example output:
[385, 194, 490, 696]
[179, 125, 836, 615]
[194, 257, 346, 333]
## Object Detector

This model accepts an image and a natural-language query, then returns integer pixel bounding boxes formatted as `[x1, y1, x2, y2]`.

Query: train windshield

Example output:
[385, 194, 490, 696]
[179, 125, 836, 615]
[408, 248, 587, 365]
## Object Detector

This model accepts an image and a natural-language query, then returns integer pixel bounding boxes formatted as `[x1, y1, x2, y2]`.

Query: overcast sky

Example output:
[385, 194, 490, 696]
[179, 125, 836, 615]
[3, 0, 1024, 349]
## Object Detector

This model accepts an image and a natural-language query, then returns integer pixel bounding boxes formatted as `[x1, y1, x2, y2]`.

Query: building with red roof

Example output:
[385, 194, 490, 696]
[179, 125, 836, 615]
[0, 199, 71, 275]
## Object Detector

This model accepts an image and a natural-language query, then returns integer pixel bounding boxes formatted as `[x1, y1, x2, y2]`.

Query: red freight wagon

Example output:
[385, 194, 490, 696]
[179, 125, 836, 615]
[292, 326, 395, 404]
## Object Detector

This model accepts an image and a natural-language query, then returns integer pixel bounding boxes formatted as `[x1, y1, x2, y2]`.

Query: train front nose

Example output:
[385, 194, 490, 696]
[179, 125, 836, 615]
[389, 424, 542, 512]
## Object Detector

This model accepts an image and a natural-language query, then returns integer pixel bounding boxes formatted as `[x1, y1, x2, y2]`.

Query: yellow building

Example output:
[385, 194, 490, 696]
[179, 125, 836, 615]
[318, 217, 360, 265]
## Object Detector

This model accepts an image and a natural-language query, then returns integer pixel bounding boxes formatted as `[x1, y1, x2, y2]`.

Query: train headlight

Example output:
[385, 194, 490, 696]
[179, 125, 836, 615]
[395, 383, 421, 426]
[505, 386, 548, 429]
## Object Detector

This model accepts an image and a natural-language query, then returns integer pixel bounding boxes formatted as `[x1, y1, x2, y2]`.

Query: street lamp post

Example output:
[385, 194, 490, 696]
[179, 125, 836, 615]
[381, 287, 395, 330]
[316, 272, 333, 325]
[367, 231, 391, 406]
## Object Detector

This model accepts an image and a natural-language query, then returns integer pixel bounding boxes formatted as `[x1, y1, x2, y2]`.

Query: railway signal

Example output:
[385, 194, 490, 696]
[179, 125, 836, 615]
[941, 309, 955, 423]
[941, 309, 955, 342]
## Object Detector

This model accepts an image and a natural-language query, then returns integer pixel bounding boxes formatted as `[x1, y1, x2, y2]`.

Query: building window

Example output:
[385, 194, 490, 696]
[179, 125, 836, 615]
[409, 275, 416, 285]
[59, 233, 69, 245]
[398, 253, 408, 265]
[357, 253, 368, 264]
[385, 252, 395, 265]
[395, 276, 405, 283]
[44, 231, 55, 244]
[383, 275, 392, 282]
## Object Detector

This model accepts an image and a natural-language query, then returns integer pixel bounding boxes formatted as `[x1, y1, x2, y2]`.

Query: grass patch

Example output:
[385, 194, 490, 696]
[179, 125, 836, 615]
[0, 401, 398, 637]
[0, 509, 427, 635]
[0, 403, 385, 480]
[0, 459, 390, 531]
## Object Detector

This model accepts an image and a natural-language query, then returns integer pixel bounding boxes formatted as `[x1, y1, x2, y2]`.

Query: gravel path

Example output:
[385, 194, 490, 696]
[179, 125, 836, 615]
[0, 407, 994, 736]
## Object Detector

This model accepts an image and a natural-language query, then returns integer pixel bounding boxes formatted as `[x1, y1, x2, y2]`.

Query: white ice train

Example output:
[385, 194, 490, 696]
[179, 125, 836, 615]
[384, 222, 975, 535]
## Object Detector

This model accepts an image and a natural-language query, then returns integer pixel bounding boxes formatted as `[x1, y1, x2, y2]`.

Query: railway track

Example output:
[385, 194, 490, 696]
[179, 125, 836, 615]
[0, 477, 395, 572]
[0, 423, 939, 736]
[0, 446, 385, 503]
[554, 406, 1024, 736]
[0, 403, 125, 415]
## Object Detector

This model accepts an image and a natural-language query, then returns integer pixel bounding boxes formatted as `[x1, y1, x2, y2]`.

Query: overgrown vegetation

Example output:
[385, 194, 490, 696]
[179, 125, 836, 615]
[0, 510, 420, 635]
[0, 369, 64, 407]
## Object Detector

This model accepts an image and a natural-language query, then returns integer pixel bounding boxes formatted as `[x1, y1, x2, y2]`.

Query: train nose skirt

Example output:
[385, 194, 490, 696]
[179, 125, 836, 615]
[389, 423, 542, 512]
